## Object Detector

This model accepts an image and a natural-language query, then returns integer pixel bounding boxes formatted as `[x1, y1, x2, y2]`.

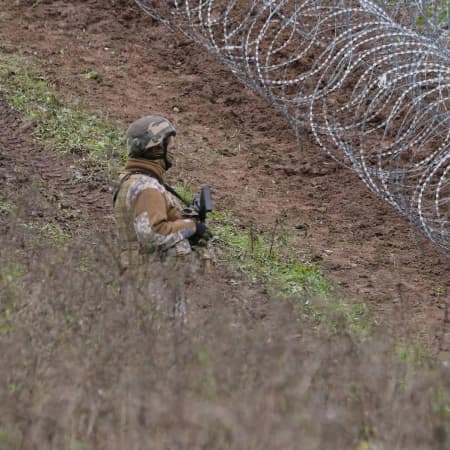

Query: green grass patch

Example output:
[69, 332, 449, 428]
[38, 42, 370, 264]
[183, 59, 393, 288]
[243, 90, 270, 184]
[0, 197, 16, 215]
[0, 53, 123, 173]
[210, 213, 372, 335]
[0, 263, 24, 335]
[24, 221, 70, 244]
[1, 262, 23, 291]
[81, 69, 100, 80]
[172, 181, 196, 204]
[416, 0, 450, 27]
[213, 222, 327, 293]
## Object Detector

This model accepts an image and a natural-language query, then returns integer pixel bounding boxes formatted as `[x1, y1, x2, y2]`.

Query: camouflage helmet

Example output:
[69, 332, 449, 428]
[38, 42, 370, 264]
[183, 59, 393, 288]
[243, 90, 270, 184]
[126, 115, 176, 161]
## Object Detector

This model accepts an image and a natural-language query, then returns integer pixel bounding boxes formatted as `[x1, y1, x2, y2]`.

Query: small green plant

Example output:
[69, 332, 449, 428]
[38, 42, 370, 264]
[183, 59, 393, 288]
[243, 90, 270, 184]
[0, 197, 15, 214]
[416, 0, 450, 27]
[393, 342, 433, 368]
[209, 210, 232, 222]
[174, 182, 195, 203]
[319, 299, 372, 335]
[1, 264, 24, 334]
[434, 286, 446, 296]
[0, 308, 15, 335]
[81, 70, 100, 80]
[1, 263, 23, 288]
[7, 383, 22, 395]
[24, 221, 69, 244]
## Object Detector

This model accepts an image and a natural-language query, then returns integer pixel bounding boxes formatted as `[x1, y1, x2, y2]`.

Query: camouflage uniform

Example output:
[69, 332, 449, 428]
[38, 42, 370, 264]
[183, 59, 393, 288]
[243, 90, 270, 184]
[114, 160, 196, 267]
[114, 116, 208, 269]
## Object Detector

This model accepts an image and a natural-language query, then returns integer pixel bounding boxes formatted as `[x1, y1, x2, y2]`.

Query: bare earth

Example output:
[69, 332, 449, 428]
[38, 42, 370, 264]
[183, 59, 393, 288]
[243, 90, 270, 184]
[0, 0, 448, 352]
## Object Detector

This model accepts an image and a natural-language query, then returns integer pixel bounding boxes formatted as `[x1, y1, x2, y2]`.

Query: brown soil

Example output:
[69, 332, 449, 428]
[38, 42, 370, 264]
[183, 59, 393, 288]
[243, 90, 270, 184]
[0, 99, 111, 233]
[0, 0, 448, 352]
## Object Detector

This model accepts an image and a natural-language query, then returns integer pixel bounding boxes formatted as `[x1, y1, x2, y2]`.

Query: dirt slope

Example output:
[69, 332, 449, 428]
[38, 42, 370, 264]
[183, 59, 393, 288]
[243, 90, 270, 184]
[0, 0, 448, 351]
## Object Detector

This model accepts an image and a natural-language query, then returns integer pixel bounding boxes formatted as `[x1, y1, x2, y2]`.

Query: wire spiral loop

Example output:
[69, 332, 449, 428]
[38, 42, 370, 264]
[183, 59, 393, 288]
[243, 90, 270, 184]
[135, 0, 450, 255]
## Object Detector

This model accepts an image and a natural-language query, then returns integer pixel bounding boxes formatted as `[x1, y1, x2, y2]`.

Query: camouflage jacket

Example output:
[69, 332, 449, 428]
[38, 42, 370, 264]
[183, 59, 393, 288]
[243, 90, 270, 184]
[114, 160, 196, 264]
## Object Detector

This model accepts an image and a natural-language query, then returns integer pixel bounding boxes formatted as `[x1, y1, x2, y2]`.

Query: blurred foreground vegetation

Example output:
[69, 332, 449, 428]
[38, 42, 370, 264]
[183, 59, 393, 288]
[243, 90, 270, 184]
[0, 215, 449, 450]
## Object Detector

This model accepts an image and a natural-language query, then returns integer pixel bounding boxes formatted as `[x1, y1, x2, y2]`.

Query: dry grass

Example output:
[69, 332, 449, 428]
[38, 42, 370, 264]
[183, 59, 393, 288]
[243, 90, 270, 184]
[0, 207, 449, 450]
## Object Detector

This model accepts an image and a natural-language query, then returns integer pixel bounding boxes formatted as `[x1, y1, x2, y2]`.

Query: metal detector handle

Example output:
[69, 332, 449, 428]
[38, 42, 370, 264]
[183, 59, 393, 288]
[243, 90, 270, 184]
[199, 185, 212, 222]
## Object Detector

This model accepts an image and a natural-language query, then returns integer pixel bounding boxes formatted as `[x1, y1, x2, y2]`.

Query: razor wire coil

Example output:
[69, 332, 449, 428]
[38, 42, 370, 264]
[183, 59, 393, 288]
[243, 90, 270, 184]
[135, 0, 450, 255]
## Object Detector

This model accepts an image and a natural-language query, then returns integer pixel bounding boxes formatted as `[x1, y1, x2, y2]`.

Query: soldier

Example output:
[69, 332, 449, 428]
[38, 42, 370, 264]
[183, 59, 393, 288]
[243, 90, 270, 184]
[113, 115, 212, 269]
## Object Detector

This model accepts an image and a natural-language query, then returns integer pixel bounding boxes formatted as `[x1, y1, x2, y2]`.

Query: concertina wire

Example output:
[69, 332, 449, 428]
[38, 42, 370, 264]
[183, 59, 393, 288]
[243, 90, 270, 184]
[135, 0, 450, 256]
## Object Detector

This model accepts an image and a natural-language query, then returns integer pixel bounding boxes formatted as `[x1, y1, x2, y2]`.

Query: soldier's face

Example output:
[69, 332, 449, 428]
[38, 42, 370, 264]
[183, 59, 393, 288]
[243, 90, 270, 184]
[167, 135, 176, 152]
[166, 135, 176, 168]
